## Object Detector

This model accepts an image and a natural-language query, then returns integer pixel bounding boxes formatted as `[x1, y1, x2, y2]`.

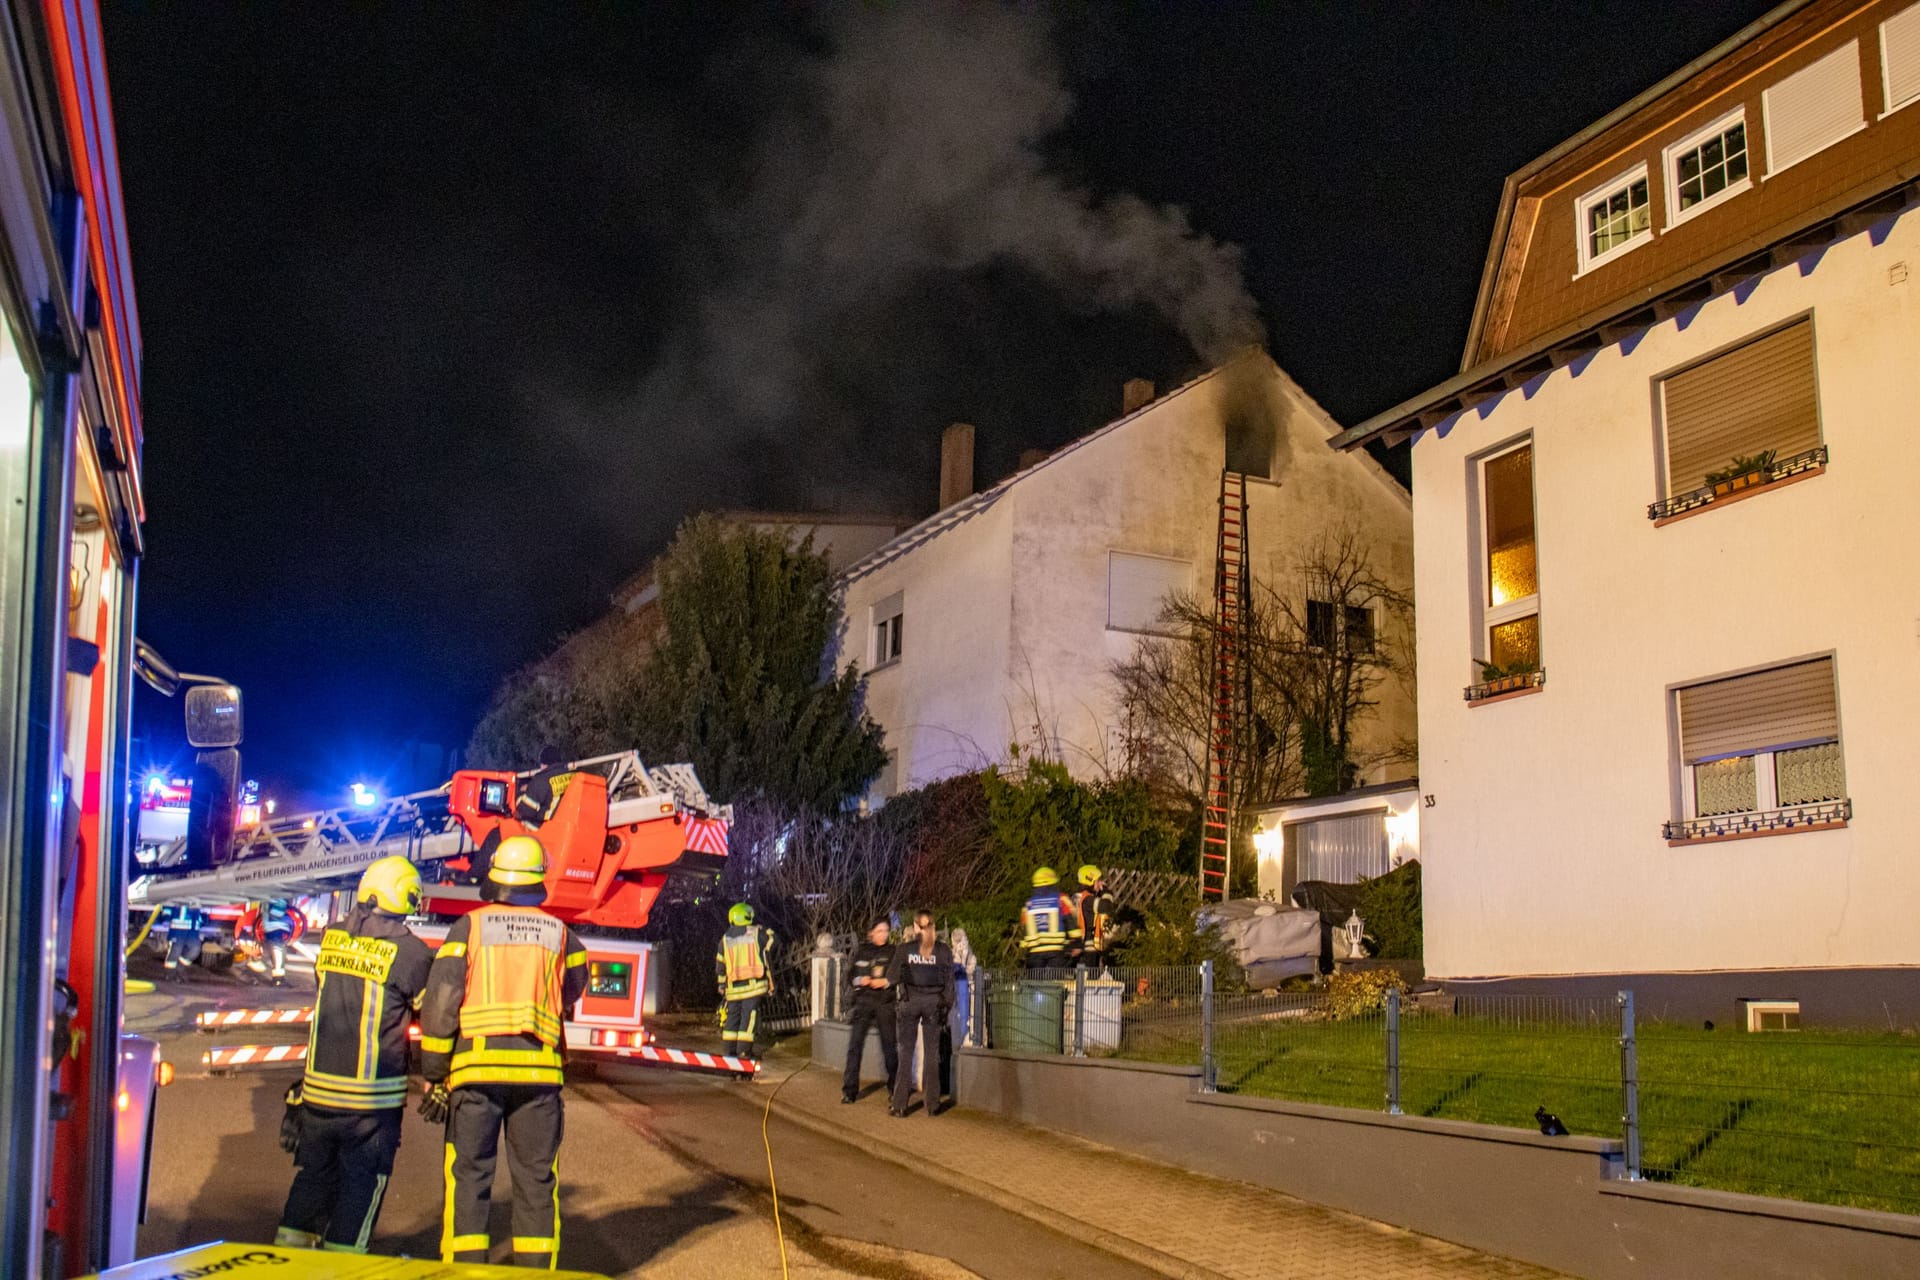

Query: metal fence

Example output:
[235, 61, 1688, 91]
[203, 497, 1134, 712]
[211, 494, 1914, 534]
[969, 965, 1920, 1217]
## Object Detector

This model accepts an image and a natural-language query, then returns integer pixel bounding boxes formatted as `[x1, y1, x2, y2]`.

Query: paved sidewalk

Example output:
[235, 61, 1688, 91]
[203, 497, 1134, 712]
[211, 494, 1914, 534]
[755, 1049, 1564, 1280]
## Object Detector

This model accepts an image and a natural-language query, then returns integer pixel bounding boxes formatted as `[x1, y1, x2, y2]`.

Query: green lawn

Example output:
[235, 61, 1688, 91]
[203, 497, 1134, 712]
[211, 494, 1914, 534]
[1107, 1000, 1920, 1216]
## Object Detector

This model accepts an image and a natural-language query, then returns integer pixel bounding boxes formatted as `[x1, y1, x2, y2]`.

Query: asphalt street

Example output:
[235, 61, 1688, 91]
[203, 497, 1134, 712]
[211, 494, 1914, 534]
[129, 964, 1159, 1279]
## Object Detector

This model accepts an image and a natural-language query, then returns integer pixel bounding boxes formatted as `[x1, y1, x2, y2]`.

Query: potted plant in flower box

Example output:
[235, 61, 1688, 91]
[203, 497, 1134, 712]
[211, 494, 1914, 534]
[1475, 659, 1540, 697]
[1704, 449, 1777, 498]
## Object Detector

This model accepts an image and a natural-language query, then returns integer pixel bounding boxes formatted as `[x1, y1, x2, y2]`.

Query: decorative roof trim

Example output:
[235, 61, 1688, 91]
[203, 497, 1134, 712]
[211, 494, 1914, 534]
[1335, 176, 1919, 452]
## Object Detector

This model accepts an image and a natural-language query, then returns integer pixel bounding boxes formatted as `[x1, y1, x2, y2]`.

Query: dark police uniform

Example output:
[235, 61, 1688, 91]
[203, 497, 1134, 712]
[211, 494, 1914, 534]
[841, 936, 899, 1101]
[276, 905, 433, 1253]
[421, 903, 588, 1268]
[887, 938, 955, 1115]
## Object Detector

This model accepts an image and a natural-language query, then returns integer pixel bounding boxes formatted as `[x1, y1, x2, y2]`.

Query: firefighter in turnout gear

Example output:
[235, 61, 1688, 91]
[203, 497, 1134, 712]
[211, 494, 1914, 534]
[420, 834, 588, 1268]
[245, 897, 298, 983]
[159, 902, 209, 976]
[1018, 867, 1081, 970]
[276, 857, 433, 1254]
[1071, 865, 1114, 970]
[717, 902, 774, 1061]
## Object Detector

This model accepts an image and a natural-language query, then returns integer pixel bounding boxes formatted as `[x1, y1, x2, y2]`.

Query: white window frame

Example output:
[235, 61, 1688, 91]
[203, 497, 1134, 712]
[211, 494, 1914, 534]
[870, 596, 903, 670]
[1474, 438, 1540, 675]
[1882, 3, 1920, 120]
[1679, 741, 1847, 821]
[1662, 108, 1752, 230]
[1574, 162, 1653, 276]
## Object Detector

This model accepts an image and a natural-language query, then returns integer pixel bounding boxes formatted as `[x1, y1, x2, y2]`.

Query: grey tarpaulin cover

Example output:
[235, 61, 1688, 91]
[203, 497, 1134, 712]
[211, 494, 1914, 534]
[1200, 899, 1321, 989]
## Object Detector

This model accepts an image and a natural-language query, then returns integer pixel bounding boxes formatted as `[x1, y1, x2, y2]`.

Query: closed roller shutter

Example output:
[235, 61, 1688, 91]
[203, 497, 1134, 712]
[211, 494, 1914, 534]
[1296, 812, 1389, 885]
[1108, 552, 1189, 633]
[1764, 41, 1863, 174]
[1887, 5, 1920, 115]
[1661, 320, 1821, 494]
[1679, 657, 1838, 763]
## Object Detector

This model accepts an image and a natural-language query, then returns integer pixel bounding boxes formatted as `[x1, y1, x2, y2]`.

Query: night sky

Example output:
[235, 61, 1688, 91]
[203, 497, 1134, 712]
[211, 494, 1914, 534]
[103, 2, 1772, 808]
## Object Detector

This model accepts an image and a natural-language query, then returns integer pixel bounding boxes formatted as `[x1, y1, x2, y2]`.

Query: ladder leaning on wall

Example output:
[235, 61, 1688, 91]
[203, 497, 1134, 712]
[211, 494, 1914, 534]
[1200, 469, 1250, 902]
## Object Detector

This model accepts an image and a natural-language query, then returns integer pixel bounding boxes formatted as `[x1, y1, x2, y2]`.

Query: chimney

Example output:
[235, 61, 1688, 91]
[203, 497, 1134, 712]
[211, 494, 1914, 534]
[940, 422, 976, 509]
[1122, 378, 1156, 414]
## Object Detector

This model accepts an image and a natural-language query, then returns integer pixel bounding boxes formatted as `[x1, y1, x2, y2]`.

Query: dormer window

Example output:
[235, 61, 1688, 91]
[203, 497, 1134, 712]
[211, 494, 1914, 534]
[1577, 164, 1652, 272]
[1665, 110, 1750, 225]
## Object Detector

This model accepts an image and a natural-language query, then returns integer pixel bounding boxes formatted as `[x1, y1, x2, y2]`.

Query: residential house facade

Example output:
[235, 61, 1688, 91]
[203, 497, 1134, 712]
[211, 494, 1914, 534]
[1339, 0, 1920, 1019]
[839, 348, 1416, 812]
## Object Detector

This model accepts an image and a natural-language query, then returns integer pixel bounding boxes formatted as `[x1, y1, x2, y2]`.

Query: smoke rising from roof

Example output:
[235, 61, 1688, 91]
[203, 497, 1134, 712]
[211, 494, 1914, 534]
[569, 4, 1263, 532]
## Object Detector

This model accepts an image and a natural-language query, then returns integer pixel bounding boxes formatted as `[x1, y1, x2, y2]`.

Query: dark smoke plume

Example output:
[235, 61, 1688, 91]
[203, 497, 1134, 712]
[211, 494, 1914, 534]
[558, 3, 1264, 538]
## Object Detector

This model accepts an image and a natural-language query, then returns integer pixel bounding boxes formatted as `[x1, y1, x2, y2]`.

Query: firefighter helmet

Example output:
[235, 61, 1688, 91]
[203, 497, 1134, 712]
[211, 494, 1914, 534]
[728, 902, 755, 927]
[358, 856, 422, 915]
[1077, 864, 1102, 887]
[489, 835, 548, 887]
[1031, 866, 1059, 888]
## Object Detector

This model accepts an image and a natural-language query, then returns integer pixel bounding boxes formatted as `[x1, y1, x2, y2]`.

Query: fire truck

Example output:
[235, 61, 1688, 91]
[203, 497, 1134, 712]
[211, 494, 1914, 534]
[133, 746, 754, 1074]
[0, 0, 171, 1274]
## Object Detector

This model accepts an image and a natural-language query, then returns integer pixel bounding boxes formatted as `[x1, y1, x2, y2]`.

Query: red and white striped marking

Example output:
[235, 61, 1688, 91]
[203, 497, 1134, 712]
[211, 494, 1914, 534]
[684, 816, 730, 857]
[587, 1042, 758, 1076]
[203, 1043, 308, 1073]
[195, 1007, 313, 1032]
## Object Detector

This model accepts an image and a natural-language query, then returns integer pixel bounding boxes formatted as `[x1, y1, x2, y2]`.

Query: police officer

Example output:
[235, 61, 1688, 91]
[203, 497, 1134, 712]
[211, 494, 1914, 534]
[841, 916, 898, 1104]
[886, 909, 954, 1118]
[159, 902, 209, 978]
[276, 857, 433, 1254]
[1071, 865, 1114, 971]
[1018, 867, 1081, 971]
[716, 902, 774, 1062]
[419, 835, 587, 1269]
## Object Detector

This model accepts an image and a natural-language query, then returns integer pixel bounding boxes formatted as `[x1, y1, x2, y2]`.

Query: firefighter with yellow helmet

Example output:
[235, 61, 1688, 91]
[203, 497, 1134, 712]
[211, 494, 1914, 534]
[1019, 867, 1082, 971]
[418, 834, 588, 1268]
[716, 902, 775, 1062]
[1072, 864, 1114, 970]
[275, 855, 433, 1254]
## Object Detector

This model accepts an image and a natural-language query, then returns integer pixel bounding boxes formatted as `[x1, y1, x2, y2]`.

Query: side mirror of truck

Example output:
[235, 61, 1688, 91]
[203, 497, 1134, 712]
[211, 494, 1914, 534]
[185, 683, 243, 749]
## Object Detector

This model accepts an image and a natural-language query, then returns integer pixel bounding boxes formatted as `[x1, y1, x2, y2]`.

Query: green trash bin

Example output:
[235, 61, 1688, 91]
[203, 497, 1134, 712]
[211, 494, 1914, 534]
[990, 979, 1065, 1053]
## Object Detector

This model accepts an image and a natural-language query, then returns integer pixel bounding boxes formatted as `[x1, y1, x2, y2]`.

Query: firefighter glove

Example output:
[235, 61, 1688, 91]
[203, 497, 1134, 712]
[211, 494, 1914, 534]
[278, 1083, 305, 1155]
[418, 1081, 451, 1126]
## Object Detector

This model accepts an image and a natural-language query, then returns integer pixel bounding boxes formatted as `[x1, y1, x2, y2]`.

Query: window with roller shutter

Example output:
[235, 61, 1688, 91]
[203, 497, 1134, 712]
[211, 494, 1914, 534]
[1656, 319, 1824, 509]
[1668, 656, 1849, 840]
[1880, 4, 1920, 118]
[1107, 551, 1190, 635]
[1763, 41, 1864, 175]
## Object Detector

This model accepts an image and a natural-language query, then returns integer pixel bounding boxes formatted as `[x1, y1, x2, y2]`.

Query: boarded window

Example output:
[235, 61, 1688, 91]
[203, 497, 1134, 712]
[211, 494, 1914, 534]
[1295, 812, 1389, 885]
[1660, 320, 1820, 495]
[1107, 552, 1189, 634]
[1887, 4, 1920, 115]
[1678, 657, 1839, 764]
[1764, 41, 1863, 174]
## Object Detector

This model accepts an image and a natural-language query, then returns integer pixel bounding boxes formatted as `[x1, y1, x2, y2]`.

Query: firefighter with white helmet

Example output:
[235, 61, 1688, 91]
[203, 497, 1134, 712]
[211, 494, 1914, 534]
[716, 902, 775, 1062]
[275, 855, 433, 1254]
[419, 834, 588, 1268]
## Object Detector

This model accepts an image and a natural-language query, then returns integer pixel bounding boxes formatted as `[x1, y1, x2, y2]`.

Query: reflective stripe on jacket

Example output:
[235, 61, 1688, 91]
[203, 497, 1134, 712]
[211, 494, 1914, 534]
[1020, 891, 1082, 954]
[716, 924, 773, 998]
[303, 906, 433, 1110]
[1074, 890, 1113, 952]
[419, 905, 589, 1089]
